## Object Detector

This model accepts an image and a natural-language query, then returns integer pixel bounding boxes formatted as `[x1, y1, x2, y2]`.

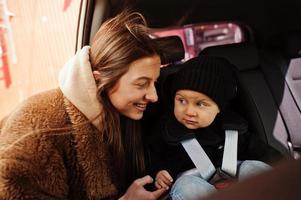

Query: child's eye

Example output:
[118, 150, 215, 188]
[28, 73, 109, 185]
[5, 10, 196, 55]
[197, 101, 210, 107]
[197, 101, 206, 107]
[178, 98, 187, 105]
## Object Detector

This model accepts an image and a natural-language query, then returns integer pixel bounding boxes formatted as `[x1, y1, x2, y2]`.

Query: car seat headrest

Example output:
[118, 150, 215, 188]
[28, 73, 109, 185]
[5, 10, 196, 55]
[282, 32, 301, 59]
[267, 30, 301, 59]
[200, 43, 259, 71]
[154, 36, 185, 65]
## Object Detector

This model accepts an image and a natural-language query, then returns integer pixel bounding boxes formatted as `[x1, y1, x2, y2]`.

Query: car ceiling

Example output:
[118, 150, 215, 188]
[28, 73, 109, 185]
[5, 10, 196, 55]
[109, 0, 301, 43]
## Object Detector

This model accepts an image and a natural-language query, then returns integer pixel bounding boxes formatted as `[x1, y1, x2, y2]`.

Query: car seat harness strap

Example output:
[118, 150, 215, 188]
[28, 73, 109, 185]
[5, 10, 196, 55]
[221, 130, 238, 176]
[181, 138, 216, 180]
[180, 129, 238, 180]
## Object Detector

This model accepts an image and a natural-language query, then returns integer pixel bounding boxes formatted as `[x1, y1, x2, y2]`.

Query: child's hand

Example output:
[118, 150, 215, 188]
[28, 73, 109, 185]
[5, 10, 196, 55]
[155, 170, 173, 190]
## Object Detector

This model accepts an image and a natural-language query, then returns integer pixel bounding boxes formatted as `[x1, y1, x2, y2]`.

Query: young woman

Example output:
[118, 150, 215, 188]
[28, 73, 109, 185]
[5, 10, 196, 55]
[0, 11, 166, 200]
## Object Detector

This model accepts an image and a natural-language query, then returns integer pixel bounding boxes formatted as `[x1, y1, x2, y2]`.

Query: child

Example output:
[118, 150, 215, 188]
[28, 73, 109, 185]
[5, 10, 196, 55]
[147, 56, 272, 200]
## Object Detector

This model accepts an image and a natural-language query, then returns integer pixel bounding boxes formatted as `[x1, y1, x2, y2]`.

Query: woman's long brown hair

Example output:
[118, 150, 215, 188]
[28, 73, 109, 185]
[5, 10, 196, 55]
[90, 10, 160, 188]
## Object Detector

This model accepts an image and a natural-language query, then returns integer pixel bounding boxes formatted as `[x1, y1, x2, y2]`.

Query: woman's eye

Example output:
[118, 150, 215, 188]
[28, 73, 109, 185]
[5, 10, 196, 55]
[136, 82, 148, 88]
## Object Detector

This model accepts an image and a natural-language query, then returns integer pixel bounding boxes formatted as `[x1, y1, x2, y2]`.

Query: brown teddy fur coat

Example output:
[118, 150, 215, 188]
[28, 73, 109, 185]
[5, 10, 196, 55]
[0, 89, 117, 199]
[0, 47, 121, 199]
[0, 89, 119, 199]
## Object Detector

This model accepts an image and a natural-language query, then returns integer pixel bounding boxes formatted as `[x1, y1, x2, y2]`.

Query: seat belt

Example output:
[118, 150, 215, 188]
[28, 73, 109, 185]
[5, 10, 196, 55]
[181, 129, 238, 180]
[181, 138, 216, 180]
[221, 130, 238, 176]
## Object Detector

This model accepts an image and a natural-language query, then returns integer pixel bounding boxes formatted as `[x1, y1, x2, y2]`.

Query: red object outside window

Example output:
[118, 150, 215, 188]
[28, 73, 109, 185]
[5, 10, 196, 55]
[0, 27, 11, 88]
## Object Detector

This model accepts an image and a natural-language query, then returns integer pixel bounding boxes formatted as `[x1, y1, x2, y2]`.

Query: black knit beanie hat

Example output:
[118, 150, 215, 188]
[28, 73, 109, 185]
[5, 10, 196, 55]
[170, 55, 237, 110]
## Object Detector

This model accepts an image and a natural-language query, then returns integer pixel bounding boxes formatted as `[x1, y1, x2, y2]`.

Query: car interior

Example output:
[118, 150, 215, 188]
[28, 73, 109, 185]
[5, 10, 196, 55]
[77, 0, 301, 163]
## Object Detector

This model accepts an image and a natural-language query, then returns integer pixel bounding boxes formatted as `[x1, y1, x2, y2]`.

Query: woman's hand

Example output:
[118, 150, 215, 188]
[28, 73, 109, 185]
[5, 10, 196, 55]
[119, 175, 166, 200]
[155, 170, 173, 190]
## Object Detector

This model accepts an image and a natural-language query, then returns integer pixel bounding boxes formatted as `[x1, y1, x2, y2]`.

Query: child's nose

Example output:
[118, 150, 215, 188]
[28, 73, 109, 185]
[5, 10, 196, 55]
[185, 105, 197, 116]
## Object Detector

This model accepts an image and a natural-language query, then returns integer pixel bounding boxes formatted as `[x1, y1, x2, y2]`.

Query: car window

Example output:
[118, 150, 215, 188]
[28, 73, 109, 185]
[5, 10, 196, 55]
[151, 22, 245, 61]
[0, 0, 81, 119]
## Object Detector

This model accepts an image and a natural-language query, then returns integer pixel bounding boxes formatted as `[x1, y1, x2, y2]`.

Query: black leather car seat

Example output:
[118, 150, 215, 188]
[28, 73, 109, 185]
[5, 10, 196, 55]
[200, 43, 289, 160]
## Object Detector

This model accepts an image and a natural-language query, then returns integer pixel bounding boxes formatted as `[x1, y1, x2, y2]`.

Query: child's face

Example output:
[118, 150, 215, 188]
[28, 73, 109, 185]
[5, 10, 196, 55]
[174, 89, 220, 129]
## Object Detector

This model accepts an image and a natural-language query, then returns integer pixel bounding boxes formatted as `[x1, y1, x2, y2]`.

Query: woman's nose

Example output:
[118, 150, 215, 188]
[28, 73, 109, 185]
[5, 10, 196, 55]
[145, 85, 158, 103]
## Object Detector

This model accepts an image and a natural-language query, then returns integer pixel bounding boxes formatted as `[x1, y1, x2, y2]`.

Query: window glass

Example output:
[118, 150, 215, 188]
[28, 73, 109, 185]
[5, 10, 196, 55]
[151, 22, 244, 61]
[0, 0, 81, 119]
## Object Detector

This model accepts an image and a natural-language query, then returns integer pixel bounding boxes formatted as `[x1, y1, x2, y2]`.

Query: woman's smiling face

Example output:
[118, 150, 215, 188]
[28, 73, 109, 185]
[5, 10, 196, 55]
[107, 55, 161, 120]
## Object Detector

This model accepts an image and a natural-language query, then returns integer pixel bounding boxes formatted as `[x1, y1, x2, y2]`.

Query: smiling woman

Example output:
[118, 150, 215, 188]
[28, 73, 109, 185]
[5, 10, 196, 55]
[0, 10, 166, 200]
[107, 55, 160, 120]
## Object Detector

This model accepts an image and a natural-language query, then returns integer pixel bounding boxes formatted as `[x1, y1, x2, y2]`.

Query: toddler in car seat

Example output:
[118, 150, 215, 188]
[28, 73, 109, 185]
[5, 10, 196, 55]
[147, 56, 272, 200]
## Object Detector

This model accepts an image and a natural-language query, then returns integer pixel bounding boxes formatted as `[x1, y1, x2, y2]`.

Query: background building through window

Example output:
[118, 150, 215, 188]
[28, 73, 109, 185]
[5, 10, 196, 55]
[0, 0, 81, 119]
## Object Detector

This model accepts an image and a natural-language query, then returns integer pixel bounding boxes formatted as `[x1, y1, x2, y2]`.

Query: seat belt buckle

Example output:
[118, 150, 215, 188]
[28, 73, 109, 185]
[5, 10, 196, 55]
[210, 168, 237, 190]
[288, 141, 300, 159]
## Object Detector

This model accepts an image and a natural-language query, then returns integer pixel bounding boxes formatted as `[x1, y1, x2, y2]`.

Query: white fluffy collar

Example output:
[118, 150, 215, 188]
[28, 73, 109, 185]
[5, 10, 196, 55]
[58, 46, 102, 130]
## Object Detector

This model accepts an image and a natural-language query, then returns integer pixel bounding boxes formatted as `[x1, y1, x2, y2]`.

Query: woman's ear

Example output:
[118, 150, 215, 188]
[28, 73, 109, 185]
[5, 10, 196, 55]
[92, 71, 101, 80]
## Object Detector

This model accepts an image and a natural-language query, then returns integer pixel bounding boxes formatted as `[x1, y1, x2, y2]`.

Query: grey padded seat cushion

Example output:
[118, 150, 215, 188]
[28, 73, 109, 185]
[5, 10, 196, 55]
[263, 32, 301, 149]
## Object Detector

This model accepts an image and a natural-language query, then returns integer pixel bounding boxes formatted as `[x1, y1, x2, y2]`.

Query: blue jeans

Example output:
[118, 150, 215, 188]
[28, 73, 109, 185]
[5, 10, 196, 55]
[169, 160, 271, 200]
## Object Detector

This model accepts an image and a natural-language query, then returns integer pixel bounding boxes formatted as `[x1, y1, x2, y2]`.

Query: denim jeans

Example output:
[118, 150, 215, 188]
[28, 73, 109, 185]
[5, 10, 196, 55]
[169, 160, 271, 200]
